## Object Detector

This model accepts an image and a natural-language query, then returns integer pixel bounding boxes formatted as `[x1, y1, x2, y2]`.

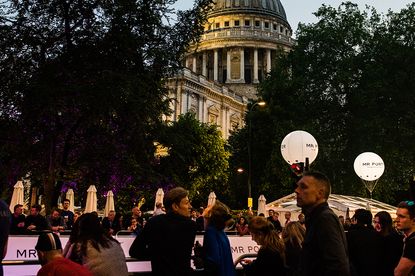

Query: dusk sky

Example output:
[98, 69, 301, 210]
[173, 0, 414, 35]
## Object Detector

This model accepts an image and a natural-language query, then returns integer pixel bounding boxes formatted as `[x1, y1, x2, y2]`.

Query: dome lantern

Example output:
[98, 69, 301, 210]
[210, 0, 289, 26]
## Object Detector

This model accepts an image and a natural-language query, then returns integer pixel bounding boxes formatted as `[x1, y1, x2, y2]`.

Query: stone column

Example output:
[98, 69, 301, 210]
[198, 96, 204, 122]
[174, 84, 182, 120]
[202, 52, 207, 77]
[253, 48, 259, 83]
[266, 49, 271, 73]
[203, 99, 209, 124]
[181, 90, 188, 114]
[226, 49, 231, 82]
[226, 109, 232, 140]
[214, 49, 219, 81]
[192, 56, 197, 73]
[185, 57, 190, 69]
[221, 106, 228, 138]
[240, 48, 245, 82]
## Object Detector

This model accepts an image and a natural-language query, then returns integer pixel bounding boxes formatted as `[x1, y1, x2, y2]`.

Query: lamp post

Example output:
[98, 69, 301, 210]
[247, 100, 266, 210]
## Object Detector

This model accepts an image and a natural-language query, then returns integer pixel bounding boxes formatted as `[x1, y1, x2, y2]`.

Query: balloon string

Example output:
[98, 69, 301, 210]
[362, 179, 380, 197]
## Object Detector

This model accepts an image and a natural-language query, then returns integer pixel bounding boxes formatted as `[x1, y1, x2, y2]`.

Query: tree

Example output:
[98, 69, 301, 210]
[227, 99, 295, 209]
[157, 113, 230, 208]
[228, 2, 415, 205]
[286, 2, 373, 196]
[0, 0, 213, 212]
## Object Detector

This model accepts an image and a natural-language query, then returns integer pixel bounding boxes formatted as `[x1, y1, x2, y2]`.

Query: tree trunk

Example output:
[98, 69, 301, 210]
[44, 134, 57, 214]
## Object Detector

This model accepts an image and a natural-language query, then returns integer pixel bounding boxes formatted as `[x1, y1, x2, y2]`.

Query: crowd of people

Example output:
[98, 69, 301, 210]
[9, 199, 80, 235]
[1, 171, 415, 275]
[127, 174, 414, 276]
[8, 199, 159, 238]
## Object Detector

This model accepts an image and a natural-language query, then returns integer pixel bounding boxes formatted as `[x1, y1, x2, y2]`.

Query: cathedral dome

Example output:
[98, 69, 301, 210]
[210, 0, 288, 24]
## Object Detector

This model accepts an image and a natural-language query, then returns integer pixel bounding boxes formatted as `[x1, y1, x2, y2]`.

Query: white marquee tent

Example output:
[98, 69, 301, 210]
[266, 193, 397, 226]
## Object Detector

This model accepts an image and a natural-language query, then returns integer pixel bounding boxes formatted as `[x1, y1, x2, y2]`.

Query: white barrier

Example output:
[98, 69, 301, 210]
[4, 234, 258, 275]
[4, 235, 135, 261]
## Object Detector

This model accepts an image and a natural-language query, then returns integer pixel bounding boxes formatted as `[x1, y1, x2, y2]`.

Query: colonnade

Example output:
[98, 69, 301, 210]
[187, 47, 273, 85]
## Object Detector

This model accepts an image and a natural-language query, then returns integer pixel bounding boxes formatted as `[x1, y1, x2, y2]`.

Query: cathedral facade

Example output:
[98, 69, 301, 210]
[166, 0, 293, 139]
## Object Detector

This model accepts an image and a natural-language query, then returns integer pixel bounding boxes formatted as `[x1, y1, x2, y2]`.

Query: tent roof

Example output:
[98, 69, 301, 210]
[266, 193, 397, 218]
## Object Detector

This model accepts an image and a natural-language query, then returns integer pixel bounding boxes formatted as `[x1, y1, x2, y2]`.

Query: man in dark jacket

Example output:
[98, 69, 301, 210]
[101, 210, 121, 235]
[267, 209, 282, 232]
[347, 209, 384, 276]
[25, 204, 49, 232]
[129, 187, 197, 276]
[295, 171, 350, 276]
[10, 204, 26, 235]
[60, 199, 74, 230]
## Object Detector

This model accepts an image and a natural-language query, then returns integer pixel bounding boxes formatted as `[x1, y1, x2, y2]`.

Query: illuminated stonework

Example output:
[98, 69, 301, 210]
[167, 0, 293, 138]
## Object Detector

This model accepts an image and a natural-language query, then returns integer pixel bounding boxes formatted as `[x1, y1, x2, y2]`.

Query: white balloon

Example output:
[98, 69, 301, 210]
[353, 152, 385, 181]
[280, 130, 318, 165]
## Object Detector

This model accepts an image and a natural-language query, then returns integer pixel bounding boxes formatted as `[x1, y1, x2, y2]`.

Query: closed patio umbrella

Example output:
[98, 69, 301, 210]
[258, 194, 267, 216]
[104, 190, 115, 217]
[154, 188, 164, 212]
[66, 188, 75, 213]
[84, 185, 97, 213]
[9, 181, 24, 213]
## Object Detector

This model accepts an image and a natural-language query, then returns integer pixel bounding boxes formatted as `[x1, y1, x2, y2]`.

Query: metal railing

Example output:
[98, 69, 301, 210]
[202, 28, 292, 43]
[233, 253, 258, 267]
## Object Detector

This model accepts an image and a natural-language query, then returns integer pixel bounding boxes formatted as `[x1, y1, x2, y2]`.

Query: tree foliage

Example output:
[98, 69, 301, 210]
[157, 113, 230, 208]
[0, 0, 213, 211]
[229, 2, 415, 206]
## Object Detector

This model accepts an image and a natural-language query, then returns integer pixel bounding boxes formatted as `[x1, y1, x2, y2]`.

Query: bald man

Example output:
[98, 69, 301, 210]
[295, 171, 350, 276]
[36, 232, 92, 276]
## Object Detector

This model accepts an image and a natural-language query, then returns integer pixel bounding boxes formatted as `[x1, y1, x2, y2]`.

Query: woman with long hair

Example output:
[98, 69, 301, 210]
[241, 216, 286, 275]
[374, 211, 403, 276]
[374, 211, 396, 236]
[236, 216, 249, 236]
[67, 213, 128, 276]
[282, 221, 305, 275]
[203, 201, 236, 276]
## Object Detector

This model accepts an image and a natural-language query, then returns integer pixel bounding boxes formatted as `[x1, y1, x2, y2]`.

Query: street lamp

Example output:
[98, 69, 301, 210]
[247, 100, 266, 210]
